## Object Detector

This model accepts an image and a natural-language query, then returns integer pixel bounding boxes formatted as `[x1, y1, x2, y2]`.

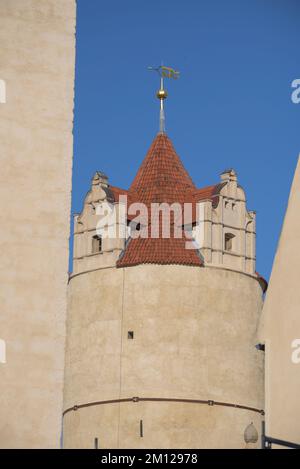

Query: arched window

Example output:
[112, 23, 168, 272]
[224, 233, 235, 252]
[92, 235, 102, 253]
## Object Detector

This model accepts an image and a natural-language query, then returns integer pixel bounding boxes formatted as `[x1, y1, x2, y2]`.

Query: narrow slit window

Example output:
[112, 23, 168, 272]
[128, 331, 134, 339]
[224, 233, 235, 252]
[140, 419, 143, 438]
[92, 235, 102, 253]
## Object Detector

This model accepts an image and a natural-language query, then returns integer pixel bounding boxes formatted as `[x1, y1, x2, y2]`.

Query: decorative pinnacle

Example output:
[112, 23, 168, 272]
[148, 65, 179, 134]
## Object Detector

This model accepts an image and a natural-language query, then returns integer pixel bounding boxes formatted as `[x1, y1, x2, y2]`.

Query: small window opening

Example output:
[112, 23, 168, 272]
[135, 223, 141, 231]
[225, 201, 229, 209]
[92, 235, 102, 253]
[255, 343, 265, 352]
[128, 331, 134, 339]
[224, 233, 235, 252]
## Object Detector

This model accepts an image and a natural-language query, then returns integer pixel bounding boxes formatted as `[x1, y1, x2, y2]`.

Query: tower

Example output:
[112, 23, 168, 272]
[0, 0, 76, 448]
[63, 69, 266, 448]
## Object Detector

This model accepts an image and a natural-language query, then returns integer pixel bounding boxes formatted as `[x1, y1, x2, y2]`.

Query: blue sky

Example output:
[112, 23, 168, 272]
[72, 0, 300, 279]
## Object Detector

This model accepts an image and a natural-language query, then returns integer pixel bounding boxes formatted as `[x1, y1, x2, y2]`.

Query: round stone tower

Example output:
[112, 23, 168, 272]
[63, 133, 266, 448]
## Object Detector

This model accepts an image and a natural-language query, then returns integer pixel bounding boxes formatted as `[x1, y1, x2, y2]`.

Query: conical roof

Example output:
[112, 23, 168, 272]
[116, 133, 203, 268]
[129, 133, 196, 204]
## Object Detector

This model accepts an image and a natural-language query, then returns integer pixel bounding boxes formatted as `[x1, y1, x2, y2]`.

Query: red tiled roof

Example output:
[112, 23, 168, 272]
[109, 133, 219, 268]
[118, 229, 203, 267]
[109, 185, 128, 199]
[129, 132, 196, 204]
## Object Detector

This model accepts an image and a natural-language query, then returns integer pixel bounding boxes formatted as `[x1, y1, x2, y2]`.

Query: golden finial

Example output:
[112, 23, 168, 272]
[148, 65, 179, 133]
[156, 88, 168, 100]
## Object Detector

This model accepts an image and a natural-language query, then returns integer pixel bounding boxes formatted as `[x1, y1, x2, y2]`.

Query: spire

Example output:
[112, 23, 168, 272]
[157, 76, 167, 133]
[129, 133, 195, 204]
[148, 65, 180, 134]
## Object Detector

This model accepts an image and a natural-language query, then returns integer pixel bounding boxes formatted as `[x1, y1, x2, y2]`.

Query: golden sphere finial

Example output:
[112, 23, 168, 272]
[156, 88, 168, 100]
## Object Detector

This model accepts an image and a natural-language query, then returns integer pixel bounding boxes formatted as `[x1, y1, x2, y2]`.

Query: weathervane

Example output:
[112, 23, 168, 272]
[148, 65, 180, 133]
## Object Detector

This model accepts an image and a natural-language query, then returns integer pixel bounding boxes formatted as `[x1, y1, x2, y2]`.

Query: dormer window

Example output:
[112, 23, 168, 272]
[127, 221, 142, 238]
[224, 233, 235, 252]
[92, 235, 102, 253]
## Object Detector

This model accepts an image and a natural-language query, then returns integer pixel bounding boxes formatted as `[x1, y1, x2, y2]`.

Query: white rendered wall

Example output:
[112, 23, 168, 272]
[0, 0, 76, 448]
